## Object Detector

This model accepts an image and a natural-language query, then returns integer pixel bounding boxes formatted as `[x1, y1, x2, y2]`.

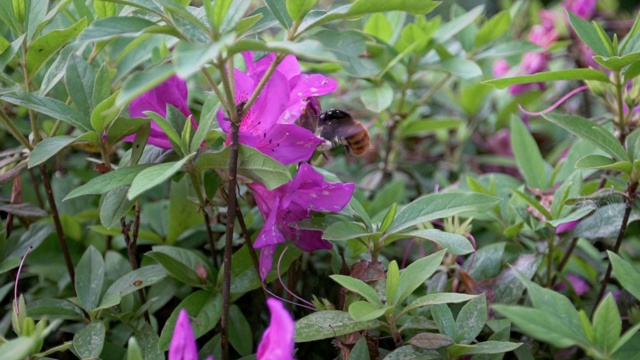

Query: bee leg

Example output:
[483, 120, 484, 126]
[317, 140, 333, 152]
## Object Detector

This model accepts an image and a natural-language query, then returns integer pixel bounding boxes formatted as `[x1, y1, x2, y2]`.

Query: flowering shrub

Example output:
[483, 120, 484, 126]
[1, 1, 640, 360]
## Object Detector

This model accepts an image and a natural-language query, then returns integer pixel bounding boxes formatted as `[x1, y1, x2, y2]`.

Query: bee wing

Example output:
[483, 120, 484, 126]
[319, 120, 363, 142]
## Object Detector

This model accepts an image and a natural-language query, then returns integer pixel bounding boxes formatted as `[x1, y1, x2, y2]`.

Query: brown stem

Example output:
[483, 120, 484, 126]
[593, 181, 638, 312]
[203, 211, 218, 266]
[382, 120, 399, 181]
[120, 211, 151, 323]
[220, 119, 240, 360]
[39, 164, 75, 286]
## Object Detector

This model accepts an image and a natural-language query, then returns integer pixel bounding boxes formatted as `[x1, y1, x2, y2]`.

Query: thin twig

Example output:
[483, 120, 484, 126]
[220, 119, 240, 360]
[39, 164, 75, 286]
[593, 181, 638, 312]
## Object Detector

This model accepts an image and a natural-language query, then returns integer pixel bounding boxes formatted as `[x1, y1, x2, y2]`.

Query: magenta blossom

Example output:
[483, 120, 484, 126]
[257, 298, 296, 360]
[126, 75, 194, 149]
[563, 0, 596, 20]
[169, 309, 213, 360]
[555, 274, 590, 296]
[217, 52, 337, 165]
[556, 220, 579, 234]
[249, 164, 354, 279]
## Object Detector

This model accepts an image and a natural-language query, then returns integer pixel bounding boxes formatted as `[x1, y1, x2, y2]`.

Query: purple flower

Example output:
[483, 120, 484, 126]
[257, 298, 295, 360]
[528, 24, 558, 48]
[249, 164, 354, 279]
[563, 0, 596, 20]
[492, 59, 510, 77]
[217, 52, 337, 165]
[169, 309, 214, 360]
[486, 129, 513, 156]
[126, 75, 195, 149]
[555, 274, 590, 296]
[556, 220, 579, 234]
[508, 52, 549, 96]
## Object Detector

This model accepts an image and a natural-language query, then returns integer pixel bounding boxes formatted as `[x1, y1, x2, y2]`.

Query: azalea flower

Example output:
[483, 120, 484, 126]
[217, 52, 337, 165]
[126, 75, 195, 149]
[257, 298, 296, 360]
[556, 220, 579, 234]
[555, 274, 590, 296]
[169, 309, 213, 360]
[249, 163, 354, 279]
[563, 0, 596, 20]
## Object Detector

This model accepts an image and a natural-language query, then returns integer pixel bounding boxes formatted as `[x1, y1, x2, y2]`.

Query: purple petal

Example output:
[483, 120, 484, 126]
[168, 309, 198, 360]
[129, 75, 191, 118]
[259, 245, 277, 280]
[567, 274, 590, 296]
[257, 298, 295, 360]
[279, 74, 338, 124]
[556, 220, 579, 234]
[286, 164, 355, 212]
[289, 229, 332, 252]
[253, 124, 323, 165]
[254, 203, 286, 249]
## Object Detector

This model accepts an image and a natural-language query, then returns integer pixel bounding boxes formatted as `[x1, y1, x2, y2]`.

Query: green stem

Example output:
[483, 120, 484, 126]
[0, 107, 32, 150]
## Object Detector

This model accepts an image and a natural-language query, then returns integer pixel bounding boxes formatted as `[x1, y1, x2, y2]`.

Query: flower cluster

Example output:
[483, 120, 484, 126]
[129, 53, 355, 279]
[216, 52, 337, 165]
[169, 298, 295, 360]
[492, 0, 598, 95]
[250, 163, 354, 279]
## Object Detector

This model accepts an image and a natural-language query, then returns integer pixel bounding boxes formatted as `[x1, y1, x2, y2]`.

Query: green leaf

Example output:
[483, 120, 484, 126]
[349, 336, 370, 360]
[0, 34, 25, 73]
[432, 58, 482, 79]
[447, 341, 522, 357]
[26, 18, 87, 74]
[106, 117, 148, 145]
[299, 0, 439, 33]
[394, 229, 474, 255]
[90, 91, 120, 133]
[322, 222, 371, 241]
[518, 273, 589, 346]
[98, 265, 168, 310]
[385, 260, 399, 306]
[65, 55, 95, 118]
[167, 177, 202, 244]
[1, 92, 90, 131]
[158, 291, 221, 351]
[493, 305, 584, 348]
[399, 118, 462, 138]
[433, 5, 484, 43]
[593, 294, 621, 355]
[567, 11, 611, 56]
[94, 0, 116, 18]
[75, 246, 105, 313]
[286, 0, 316, 22]
[360, 83, 393, 112]
[228, 304, 253, 356]
[12, 0, 25, 22]
[543, 113, 629, 162]
[295, 310, 379, 342]
[127, 337, 144, 360]
[511, 116, 548, 189]
[431, 304, 457, 339]
[330, 275, 382, 307]
[0, 337, 37, 360]
[476, 10, 510, 47]
[78, 16, 157, 42]
[127, 154, 194, 200]
[512, 188, 552, 222]
[174, 34, 234, 78]
[348, 301, 389, 322]
[403, 293, 478, 314]
[196, 146, 291, 190]
[73, 321, 105, 359]
[484, 69, 609, 88]
[364, 13, 392, 42]
[608, 251, 640, 301]
[455, 294, 487, 344]
[265, 0, 292, 29]
[389, 192, 499, 233]
[593, 52, 640, 72]
[228, 38, 336, 63]
[395, 250, 445, 305]
[64, 165, 150, 200]
[146, 246, 211, 287]
[379, 203, 397, 233]
[575, 155, 632, 174]
[28, 135, 75, 168]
